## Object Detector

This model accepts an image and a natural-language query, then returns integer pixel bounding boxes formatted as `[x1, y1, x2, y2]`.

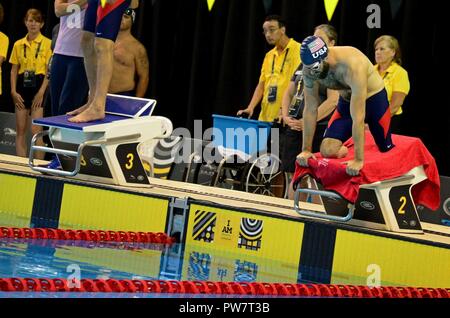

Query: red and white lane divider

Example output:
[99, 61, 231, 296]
[0, 278, 449, 297]
[0, 226, 175, 244]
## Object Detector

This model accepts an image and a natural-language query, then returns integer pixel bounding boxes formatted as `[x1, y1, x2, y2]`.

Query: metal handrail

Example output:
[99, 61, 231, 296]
[294, 188, 354, 222]
[28, 131, 141, 177]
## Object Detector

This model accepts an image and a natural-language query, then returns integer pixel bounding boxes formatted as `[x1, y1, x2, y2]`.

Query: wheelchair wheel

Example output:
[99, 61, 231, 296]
[193, 162, 218, 187]
[213, 161, 248, 190]
[191, 151, 247, 190]
[244, 154, 287, 198]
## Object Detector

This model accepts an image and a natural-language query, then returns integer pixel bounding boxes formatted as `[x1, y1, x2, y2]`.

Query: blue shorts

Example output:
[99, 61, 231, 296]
[324, 89, 394, 152]
[84, 0, 131, 41]
[50, 54, 89, 116]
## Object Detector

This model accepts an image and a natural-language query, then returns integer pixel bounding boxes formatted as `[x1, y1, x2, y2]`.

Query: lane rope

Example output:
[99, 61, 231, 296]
[0, 226, 175, 244]
[1, 227, 448, 297]
[0, 278, 448, 297]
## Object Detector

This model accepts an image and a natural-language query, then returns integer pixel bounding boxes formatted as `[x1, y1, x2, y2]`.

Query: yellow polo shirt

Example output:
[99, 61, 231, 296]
[0, 31, 9, 95]
[375, 62, 410, 115]
[9, 33, 52, 76]
[258, 38, 301, 122]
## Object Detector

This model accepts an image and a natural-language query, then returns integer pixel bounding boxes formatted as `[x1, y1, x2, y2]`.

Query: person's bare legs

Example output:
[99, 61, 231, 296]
[31, 107, 45, 159]
[15, 108, 29, 157]
[69, 37, 114, 123]
[67, 31, 97, 116]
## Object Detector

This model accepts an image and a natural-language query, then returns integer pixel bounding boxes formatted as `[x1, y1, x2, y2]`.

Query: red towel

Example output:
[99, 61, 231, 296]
[293, 132, 440, 210]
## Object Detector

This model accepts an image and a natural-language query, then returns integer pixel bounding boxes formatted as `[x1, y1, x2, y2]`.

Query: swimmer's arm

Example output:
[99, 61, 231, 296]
[348, 64, 367, 163]
[54, 0, 88, 17]
[302, 78, 320, 152]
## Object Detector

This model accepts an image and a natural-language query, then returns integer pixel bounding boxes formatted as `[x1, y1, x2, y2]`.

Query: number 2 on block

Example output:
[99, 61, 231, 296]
[398, 196, 407, 214]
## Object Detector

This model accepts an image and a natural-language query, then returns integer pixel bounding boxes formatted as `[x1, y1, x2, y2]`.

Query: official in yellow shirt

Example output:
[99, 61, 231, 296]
[238, 15, 301, 122]
[0, 4, 9, 95]
[374, 35, 410, 132]
[9, 9, 52, 159]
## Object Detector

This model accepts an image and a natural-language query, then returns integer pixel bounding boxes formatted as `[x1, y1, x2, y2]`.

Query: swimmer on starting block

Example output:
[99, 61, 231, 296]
[67, 0, 139, 123]
[296, 36, 394, 176]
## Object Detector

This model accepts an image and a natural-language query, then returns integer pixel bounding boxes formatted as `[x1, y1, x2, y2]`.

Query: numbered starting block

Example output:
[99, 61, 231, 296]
[29, 94, 173, 187]
[293, 132, 441, 234]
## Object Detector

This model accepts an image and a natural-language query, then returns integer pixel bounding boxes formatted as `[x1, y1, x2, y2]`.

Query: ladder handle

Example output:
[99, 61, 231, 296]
[29, 132, 141, 177]
[294, 188, 354, 222]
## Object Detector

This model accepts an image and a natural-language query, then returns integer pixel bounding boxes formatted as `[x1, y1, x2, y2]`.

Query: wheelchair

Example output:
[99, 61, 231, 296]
[187, 115, 288, 198]
[141, 115, 288, 198]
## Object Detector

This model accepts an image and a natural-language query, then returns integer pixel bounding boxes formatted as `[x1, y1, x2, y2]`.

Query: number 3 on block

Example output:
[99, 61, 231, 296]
[125, 153, 134, 170]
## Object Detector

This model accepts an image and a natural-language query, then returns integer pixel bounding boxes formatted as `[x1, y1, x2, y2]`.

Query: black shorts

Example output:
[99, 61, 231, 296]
[280, 128, 302, 173]
[279, 123, 327, 173]
[16, 74, 45, 109]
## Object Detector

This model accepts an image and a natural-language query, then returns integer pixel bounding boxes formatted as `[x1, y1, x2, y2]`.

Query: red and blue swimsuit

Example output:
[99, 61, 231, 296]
[324, 88, 394, 152]
[84, 0, 131, 41]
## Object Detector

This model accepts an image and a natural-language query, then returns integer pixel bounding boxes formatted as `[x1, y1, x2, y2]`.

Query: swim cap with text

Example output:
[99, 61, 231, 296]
[300, 35, 329, 65]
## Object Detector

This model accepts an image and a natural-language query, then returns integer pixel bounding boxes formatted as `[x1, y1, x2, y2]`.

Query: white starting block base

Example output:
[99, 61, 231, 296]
[295, 165, 428, 234]
[348, 166, 427, 234]
[29, 95, 173, 187]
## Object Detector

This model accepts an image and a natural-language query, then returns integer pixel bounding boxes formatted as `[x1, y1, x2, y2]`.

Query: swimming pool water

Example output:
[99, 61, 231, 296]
[0, 235, 310, 298]
[0, 211, 377, 298]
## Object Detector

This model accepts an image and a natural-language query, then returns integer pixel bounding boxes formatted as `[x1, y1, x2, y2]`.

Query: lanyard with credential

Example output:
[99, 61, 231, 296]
[23, 42, 42, 69]
[271, 48, 289, 75]
[296, 77, 303, 96]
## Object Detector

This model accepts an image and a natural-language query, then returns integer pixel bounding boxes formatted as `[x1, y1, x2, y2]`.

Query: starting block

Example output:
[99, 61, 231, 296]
[292, 133, 441, 234]
[29, 94, 173, 187]
[294, 166, 427, 234]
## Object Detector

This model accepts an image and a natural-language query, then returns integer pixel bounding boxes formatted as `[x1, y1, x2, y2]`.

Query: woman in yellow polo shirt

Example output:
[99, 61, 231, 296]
[9, 9, 52, 158]
[0, 4, 9, 96]
[374, 35, 410, 133]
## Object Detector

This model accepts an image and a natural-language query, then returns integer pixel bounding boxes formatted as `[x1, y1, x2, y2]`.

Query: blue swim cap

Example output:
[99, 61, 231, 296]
[300, 35, 329, 65]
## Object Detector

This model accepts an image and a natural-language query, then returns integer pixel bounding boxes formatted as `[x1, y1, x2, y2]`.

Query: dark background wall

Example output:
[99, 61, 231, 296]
[0, 0, 448, 175]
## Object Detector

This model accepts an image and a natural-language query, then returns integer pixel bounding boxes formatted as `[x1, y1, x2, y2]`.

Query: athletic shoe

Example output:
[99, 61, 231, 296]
[39, 156, 62, 170]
